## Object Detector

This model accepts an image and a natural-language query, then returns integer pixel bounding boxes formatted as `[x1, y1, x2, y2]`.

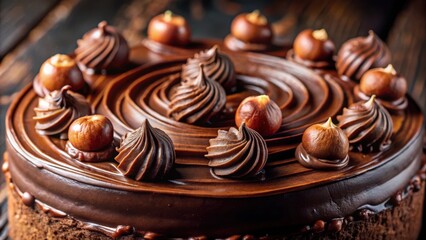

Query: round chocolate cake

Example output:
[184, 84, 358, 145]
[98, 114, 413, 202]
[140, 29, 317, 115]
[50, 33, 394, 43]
[3, 11, 425, 239]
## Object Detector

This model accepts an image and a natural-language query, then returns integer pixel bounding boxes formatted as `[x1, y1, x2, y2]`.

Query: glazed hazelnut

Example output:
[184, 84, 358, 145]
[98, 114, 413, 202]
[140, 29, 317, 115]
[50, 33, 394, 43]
[302, 118, 349, 160]
[39, 54, 85, 92]
[293, 29, 335, 61]
[68, 115, 114, 152]
[359, 64, 407, 101]
[230, 10, 273, 44]
[147, 10, 191, 46]
[235, 95, 282, 136]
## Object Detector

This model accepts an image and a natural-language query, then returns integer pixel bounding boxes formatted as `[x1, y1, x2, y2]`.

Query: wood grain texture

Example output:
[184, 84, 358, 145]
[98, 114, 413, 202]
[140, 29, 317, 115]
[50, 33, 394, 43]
[0, 0, 425, 238]
[387, 0, 426, 114]
[0, 0, 60, 59]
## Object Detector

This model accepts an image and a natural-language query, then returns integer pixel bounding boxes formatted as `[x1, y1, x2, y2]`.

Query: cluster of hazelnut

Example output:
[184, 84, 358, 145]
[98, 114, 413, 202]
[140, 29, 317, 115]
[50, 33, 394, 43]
[32, 21, 132, 161]
[288, 29, 407, 169]
[31, 22, 178, 181]
[289, 28, 407, 109]
[33, 56, 117, 162]
[146, 9, 407, 113]
[146, 10, 274, 52]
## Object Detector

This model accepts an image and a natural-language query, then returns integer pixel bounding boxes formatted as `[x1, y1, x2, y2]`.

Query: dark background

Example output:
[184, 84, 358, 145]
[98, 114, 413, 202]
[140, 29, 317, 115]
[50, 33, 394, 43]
[0, 0, 425, 239]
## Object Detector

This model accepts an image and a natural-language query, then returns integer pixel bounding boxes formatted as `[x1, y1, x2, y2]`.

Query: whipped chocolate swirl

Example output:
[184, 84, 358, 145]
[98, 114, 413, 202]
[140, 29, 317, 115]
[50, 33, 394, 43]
[336, 31, 391, 80]
[168, 64, 226, 124]
[337, 96, 393, 152]
[75, 21, 129, 73]
[205, 123, 268, 179]
[115, 120, 175, 181]
[182, 46, 236, 92]
[33, 85, 91, 139]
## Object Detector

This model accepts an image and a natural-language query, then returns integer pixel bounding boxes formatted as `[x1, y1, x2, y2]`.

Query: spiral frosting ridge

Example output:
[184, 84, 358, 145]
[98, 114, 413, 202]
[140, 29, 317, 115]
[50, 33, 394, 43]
[205, 123, 268, 179]
[337, 96, 393, 152]
[33, 85, 91, 139]
[182, 45, 236, 92]
[168, 64, 226, 124]
[336, 31, 391, 80]
[75, 21, 129, 73]
[115, 120, 175, 181]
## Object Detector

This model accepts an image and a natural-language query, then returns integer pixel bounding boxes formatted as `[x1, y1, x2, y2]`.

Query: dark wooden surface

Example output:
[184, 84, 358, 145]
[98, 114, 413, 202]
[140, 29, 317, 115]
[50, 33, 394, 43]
[0, 0, 425, 239]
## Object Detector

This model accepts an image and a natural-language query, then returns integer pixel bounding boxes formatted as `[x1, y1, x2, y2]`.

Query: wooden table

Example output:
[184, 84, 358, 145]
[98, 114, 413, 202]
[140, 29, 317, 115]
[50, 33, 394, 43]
[0, 0, 425, 239]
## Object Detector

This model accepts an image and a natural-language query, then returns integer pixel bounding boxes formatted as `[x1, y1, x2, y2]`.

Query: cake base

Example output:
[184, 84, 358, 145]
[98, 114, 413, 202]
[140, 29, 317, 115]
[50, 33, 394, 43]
[7, 176, 424, 240]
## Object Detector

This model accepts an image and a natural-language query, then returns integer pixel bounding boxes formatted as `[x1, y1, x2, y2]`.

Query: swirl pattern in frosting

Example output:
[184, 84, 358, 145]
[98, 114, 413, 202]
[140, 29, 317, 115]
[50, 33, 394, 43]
[336, 31, 391, 80]
[33, 85, 91, 139]
[337, 95, 393, 152]
[205, 123, 268, 179]
[182, 45, 236, 92]
[75, 21, 129, 73]
[115, 120, 175, 181]
[168, 64, 226, 124]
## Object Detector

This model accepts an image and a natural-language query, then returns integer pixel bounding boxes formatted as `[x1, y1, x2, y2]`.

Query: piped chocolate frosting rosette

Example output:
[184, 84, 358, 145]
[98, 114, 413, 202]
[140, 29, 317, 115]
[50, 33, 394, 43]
[168, 64, 226, 124]
[115, 120, 175, 181]
[33, 85, 91, 139]
[337, 95, 393, 152]
[336, 31, 391, 80]
[182, 45, 236, 93]
[296, 118, 349, 170]
[75, 21, 130, 74]
[205, 123, 268, 179]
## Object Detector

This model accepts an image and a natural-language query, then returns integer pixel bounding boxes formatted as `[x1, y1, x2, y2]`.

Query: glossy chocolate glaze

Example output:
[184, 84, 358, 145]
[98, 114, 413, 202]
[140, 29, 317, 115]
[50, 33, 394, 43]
[5, 40, 425, 237]
[287, 49, 334, 69]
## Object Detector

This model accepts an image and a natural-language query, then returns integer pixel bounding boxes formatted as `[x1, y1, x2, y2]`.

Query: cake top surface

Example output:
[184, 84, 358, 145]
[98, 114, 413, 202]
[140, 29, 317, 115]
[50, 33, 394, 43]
[6, 18, 424, 198]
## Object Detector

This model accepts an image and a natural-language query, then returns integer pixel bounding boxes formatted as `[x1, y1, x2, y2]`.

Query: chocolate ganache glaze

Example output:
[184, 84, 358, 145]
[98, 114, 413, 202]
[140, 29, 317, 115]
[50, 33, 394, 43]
[337, 95, 393, 153]
[168, 63, 226, 124]
[5, 41, 425, 238]
[336, 31, 391, 80]
[75, 21, 129, 73]
[115, 120, 175, 181]
[206, 123, 268, 179]
[33, 85, 91, 139]
[181, 45, 236, 92]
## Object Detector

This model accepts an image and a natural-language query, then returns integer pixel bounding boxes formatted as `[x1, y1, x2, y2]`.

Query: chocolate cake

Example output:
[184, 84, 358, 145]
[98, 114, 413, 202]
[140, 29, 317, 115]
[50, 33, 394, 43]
[3, 11, 425, 239]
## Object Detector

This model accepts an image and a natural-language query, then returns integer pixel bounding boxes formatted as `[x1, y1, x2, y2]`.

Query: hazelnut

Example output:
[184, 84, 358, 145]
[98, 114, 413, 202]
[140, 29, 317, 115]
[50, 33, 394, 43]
[312, 220, 326, 233]
[293, 29, 335, 61]
[302, 118, 349, 160]
[39, 54, 85, 92]
[359, 64, 407, 101]
[235, 95, 282, 136]
[147, 10, 191, 46]
[68, 115, 114, 152]
[230, 10, 273, 44]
